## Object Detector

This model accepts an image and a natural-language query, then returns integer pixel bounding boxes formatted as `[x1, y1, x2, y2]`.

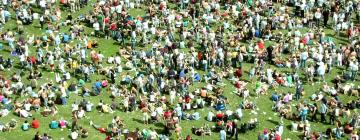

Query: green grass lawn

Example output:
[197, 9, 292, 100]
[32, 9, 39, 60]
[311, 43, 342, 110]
[0, 1, 359, 140]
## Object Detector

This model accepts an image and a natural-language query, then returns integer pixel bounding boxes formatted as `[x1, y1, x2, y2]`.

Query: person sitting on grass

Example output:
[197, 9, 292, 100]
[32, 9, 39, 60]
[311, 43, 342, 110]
[21, 120, 30, 131]
[40, 106, 58, 117]
[16, 108, 32, 118]
[70, 130, 79, 140]
[100, 103, 114, 114]
[49, 119, 59, 129]
[92, 79, 102, 95]
[75, 107, 86, 119]
[31, 118, 39, 129]
[79, 127, 88, 138]
[59, 118, 68, 129]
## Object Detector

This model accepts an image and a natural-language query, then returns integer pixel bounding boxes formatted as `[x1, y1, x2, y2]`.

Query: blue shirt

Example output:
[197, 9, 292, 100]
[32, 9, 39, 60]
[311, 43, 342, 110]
[63, 34, 70, 42]
[301, 108, 309, 115]
[220, 130, 226, 140]
[94, 82, 102, 89]
[192, 112, 200, 120]
[55, 35, 61, 45]
[2, 98, 8, 104]
[22, 123, 30, 131]
[179, 69, 185, 78]
[4, 11, 10, 17]
[42, 35, 48, 41]
[45, 30, 53, 34]
[320, 103, 327, 114]
[194, 73, 201, 81]
[175, 106, 182, 117]
[271, 94, 279, 101]
[50, 121, 59, 129]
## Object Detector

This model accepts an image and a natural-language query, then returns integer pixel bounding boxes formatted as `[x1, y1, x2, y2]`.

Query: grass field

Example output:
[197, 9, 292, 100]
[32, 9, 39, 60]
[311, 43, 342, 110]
[0, 1, 359, 140]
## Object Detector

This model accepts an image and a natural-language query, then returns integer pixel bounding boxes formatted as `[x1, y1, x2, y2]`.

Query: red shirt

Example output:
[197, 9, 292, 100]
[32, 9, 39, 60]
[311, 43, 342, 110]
[197, 52, 203, 61]
[235, 81, 242, 89]
[98, 127, 106, 133]
[164, 111, 172, 119]
[104, 17, 110, 24]
[275, 134, 281, 140]
[185, 95, 191, 103]
[30, 56, 36, 64]
[110, 23, 117, 31]
[32, 119, 40, 129]
[258, 42, 264, 49]
[235, 68, 242, 77]
[216, 113, 224, 119]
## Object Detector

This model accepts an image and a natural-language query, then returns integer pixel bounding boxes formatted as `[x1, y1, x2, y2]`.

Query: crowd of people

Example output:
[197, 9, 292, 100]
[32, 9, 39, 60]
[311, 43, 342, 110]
[1, 0, 360, 139]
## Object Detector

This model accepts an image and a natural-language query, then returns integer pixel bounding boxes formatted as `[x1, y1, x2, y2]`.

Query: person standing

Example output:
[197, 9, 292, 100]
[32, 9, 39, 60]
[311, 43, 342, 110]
[320, 101, 328, 123]
[131, 30, 137, 49]
[322, 6, 330, 27]
[314, 8, 322, 27]
[295, 81, 302, 101]
[311, 103, 318, 122]
[329, 107, 335, 125]
[349, 60, 359, 81]
[109, 69, 115, 84]
[317, 62, 326, 82]
[300, 50, 308, 68]
[39, 15, 45, 29]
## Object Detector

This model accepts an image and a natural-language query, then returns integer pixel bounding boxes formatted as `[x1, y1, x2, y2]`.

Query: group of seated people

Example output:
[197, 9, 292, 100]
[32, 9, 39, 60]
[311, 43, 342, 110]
[191, 124, 212, 136]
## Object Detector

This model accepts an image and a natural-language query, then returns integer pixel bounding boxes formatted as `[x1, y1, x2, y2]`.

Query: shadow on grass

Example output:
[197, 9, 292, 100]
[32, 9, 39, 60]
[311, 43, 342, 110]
[132, 118, 143, 124]
[267, 119, 279, 126]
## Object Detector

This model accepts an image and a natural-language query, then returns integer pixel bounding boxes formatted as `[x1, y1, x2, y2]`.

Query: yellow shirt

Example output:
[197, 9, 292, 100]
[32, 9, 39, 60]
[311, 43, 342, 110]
[231, 52, 238, 58]
[72, 61, 78, 69]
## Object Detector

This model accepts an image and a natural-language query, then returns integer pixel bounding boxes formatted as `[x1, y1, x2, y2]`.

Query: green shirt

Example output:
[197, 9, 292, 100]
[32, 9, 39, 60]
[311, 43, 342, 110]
[255, 82, 261, 89]
[247, 0, 253, 6]
[97, 14, 104, 23]
[287, 75, 293, 84]
[78, 79, 85, 87]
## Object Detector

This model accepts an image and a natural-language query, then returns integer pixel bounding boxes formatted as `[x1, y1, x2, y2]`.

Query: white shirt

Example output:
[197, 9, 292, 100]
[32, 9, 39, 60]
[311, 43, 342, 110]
[20, 54, 25, 62]
[2, 0, 7, 5]
[24, 103, 31, 111]
[207, 112, 214, 121]
[39, 0, 46, 8]
[236, 108, 243, 118]
[77, 110, 85, 118]
[108, 57, 114, 63]
[149, 94, 156, 102]
[65, 72, 71, 80]
[156, 107, 163, 116]
[149, 131, 158, 140]
[116, 5, 122, 13]
[93, 22, 100, 31]
[115, 56, 121, 64]
[72, 104, 79, 111]
[315, 12, 321, 19]
[71, 131, 78, 140]
[33, 13, 39, 19]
